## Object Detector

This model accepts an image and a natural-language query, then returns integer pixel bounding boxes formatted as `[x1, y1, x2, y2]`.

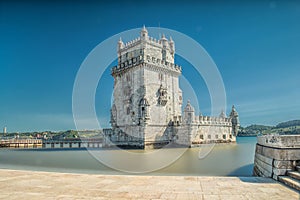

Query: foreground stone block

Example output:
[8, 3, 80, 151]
[254, 135, 300, 180]
[273, 160, 294, 169]
[273, 168, 289, 176]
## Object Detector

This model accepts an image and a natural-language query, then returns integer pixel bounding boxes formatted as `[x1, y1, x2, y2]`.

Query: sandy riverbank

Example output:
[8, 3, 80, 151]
[0, 169, 298, 199]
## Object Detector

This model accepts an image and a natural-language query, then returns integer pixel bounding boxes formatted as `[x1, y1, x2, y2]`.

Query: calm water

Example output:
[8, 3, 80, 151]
[0, 137, 256, 176]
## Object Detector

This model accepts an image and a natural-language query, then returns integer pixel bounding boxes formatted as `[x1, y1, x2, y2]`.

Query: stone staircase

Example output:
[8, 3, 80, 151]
[278, 165, 300, 192]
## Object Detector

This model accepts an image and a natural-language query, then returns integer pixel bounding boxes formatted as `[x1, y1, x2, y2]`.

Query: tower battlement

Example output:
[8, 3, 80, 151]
[112, 26, 180, 76]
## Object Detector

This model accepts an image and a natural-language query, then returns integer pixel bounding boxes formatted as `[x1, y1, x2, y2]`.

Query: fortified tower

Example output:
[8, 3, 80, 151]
[106, 26, 239, 148]
[110, 26, 182, 147]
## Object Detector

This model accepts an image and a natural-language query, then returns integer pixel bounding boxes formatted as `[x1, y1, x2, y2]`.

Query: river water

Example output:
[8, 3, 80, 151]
[0, 137, 256, 176]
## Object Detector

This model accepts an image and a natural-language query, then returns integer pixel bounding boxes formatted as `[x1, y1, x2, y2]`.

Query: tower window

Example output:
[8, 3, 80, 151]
[159, 73, 164, 81]
[126, 74, 130, 82]
[188, 113, 192, 121]
[127, 107, 130, 115]
[162, 49, 166, 61]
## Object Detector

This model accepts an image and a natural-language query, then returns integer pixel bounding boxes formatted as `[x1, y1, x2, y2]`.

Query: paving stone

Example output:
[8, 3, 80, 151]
[0, 169, 298, 200]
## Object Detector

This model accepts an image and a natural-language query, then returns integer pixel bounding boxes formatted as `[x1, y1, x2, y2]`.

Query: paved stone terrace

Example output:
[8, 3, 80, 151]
[0, 169, 298, 200]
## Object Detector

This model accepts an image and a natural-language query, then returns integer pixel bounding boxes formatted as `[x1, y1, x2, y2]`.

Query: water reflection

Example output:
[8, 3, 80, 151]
[0, 137, 257, 176]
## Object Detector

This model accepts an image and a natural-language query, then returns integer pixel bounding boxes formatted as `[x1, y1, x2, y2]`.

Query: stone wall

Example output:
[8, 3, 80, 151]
[253, 135, 300, 180]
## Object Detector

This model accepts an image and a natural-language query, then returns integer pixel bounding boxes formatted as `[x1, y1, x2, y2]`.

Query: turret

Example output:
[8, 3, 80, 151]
[160, 34, 167, 46]
[219, 110, 226, 118]
[140, 25, 148, 40]
[230, 105, 240, 136]
[169, 36, 175, 55]
[183, 100, 195, 124]
[117, 37, 124, 56]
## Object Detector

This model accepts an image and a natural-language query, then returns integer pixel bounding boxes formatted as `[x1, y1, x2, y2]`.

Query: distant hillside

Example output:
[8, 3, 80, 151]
[276, 120, 300, 128]
[238, 119, 300, 136]
[238, 124, 273, 136]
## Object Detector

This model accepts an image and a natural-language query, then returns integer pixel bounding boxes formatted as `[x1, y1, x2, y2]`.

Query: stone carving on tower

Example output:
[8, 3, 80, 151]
[158, 84, 168, 106]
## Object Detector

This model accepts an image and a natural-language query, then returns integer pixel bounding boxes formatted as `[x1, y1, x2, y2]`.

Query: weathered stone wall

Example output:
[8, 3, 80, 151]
[253, 135, 300, 180]
[174, 126, 191, 146]
[257, 134, 300, 148]
[143, 67, 181, 125]
[174, 123, 235, 147]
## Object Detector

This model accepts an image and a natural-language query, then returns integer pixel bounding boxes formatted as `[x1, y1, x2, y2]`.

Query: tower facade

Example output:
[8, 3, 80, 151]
[110, 26, 182, 147]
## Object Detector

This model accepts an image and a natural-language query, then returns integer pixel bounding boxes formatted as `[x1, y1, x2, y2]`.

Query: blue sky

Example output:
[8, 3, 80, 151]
[1, 0, 300, 132]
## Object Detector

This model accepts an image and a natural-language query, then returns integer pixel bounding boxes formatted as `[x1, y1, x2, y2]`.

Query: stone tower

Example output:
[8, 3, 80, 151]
[110, 26, 182, 147]
[230, 105, 240, 136]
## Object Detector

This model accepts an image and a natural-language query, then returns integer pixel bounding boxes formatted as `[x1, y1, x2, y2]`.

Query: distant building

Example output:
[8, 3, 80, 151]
[105, 26, 240, 148]
[3, 127, 7, 136]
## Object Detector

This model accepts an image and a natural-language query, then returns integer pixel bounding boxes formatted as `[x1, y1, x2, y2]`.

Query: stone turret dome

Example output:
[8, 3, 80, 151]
[118, 37, 124, 50]
[230, 105, 238, 117]
[219, 110, 226, 118]
[184, 100, 194, 112]
[140, 25, 148, 38]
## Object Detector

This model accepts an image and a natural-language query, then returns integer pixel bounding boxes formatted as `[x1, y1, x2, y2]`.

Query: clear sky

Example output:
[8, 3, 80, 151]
[1, 0, 300, 132]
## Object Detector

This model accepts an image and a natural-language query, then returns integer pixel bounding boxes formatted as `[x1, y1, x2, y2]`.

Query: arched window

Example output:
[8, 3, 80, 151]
[126, 74, 130, 82]
[162, 49, 166, 61]
[158, 73, 164, 81]
[139, 98, 150, 120]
